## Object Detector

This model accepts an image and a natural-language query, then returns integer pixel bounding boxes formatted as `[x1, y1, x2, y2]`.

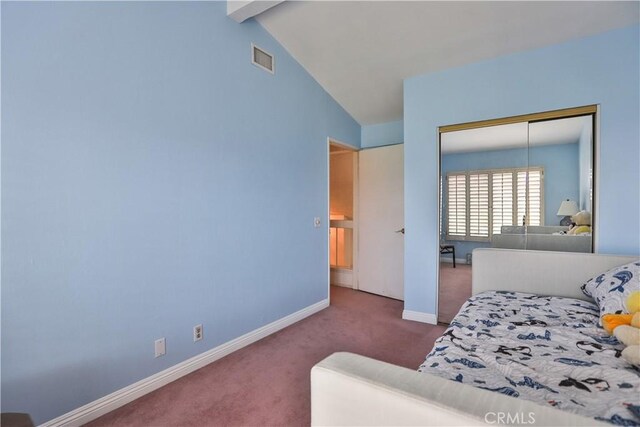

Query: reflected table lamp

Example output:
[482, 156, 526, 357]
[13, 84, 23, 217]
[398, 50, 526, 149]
[557, 199, 579, 226]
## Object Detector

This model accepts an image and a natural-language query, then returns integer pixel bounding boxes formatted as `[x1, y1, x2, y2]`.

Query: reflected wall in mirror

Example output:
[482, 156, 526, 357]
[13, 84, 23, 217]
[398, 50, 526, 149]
[437, 108, 595, 324]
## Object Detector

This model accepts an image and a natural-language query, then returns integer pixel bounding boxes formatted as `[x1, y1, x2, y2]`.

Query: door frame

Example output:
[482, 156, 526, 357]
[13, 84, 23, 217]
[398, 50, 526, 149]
[435, 104, 600, 323]
[327, 138, 359, 297]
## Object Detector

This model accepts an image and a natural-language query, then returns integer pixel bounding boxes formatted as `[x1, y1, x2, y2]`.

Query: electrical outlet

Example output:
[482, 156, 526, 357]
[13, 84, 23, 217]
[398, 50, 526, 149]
[155, 338, 166, 358]
[193, 324, 203, 342]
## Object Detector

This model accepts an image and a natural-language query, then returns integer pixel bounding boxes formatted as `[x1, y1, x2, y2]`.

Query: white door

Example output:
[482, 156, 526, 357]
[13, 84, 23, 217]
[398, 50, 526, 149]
[358, 144, 404, 300]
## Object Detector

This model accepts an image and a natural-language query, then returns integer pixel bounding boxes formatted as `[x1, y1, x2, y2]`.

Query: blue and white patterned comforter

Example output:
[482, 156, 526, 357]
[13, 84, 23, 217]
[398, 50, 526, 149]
[419, 291, 640, 425]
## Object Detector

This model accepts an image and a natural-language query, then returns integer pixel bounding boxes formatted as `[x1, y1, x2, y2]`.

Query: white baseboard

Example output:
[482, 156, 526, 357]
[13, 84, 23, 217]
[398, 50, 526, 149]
[402, 309, 437, 325]
[40, 299, 329, 427]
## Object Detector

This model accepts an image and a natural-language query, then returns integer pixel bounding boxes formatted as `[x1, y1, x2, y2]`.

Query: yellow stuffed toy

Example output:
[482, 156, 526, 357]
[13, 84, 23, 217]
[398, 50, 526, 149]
[602, 291, 640, 365]
[567, 210, 592, 235]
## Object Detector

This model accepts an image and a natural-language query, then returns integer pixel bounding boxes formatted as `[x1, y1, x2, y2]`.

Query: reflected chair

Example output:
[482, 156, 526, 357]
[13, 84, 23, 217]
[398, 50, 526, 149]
[439, 244, 456, 268]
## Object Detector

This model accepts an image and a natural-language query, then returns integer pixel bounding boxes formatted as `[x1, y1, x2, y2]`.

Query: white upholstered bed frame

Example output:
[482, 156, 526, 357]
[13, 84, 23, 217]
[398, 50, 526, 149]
[311, 249, 637, 426]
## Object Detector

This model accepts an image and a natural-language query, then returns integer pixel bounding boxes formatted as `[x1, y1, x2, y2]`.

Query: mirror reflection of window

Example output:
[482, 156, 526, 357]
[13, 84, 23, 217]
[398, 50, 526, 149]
[444, 167, 545, 241]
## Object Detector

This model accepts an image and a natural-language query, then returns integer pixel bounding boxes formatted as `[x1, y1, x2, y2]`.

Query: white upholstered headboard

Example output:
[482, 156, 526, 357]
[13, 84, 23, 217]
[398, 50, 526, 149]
[472, 248, 638, 301]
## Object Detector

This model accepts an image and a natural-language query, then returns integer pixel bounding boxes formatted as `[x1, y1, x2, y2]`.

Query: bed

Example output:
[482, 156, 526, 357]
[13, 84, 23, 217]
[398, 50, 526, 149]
[311, 249, 639, 426]
[419, 291, 639, 425]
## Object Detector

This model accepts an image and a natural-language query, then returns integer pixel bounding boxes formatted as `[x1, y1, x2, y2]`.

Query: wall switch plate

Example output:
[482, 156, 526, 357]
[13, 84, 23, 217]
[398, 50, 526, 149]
[193, 324, 203, 342]
[155, 338, 166, 358]
[314, 217, 321, 228]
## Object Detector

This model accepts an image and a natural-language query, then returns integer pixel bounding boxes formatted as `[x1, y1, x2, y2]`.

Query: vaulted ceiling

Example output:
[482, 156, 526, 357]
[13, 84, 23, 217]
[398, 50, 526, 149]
[254, 1, 639, 125]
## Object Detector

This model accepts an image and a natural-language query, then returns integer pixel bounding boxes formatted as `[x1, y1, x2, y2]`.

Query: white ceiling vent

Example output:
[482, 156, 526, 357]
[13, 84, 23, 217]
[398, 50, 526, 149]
[252, 44, 274, 74]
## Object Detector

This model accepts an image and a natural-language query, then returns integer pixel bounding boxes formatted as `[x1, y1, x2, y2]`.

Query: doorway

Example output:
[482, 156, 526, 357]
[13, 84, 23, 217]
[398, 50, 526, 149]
[329, 141, 357, 288]
[328, 141, 405, 300]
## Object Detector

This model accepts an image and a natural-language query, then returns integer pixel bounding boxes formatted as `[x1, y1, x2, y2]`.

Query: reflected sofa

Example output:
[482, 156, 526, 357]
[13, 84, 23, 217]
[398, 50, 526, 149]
[491, 225, 591, 253]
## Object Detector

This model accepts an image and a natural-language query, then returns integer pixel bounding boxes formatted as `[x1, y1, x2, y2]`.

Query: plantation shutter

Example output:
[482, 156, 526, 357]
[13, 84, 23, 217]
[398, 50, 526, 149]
[491, 172, 514, 235]
[444, 167, 544, 241]
[526, 169, 543, 226]
[468, 173, 489, 237]
[516, 171, 528, 226]
[446, 174, 467, 237]
[516, 169, 543, 226]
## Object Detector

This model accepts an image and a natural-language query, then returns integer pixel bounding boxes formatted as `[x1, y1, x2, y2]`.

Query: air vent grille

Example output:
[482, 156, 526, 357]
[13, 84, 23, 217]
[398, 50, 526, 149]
[252, 44, 274, 74]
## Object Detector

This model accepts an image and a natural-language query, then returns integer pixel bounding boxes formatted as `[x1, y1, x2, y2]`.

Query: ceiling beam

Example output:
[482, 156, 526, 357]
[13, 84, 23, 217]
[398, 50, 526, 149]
[227, 1, 284, 23]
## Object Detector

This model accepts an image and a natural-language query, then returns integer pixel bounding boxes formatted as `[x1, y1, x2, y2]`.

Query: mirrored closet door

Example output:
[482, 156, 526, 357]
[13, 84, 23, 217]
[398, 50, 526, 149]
[437, 106, 596, 324]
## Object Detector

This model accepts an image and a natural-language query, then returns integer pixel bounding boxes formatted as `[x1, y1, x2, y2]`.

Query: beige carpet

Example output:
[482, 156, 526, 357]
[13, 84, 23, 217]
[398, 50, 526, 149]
[438, 262, 472, 324]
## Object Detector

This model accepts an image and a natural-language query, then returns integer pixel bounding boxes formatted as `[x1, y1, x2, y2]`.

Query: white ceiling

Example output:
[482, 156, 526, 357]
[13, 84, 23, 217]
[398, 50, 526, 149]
[256, 1, 639, 125]
[441, 115, 591, 154]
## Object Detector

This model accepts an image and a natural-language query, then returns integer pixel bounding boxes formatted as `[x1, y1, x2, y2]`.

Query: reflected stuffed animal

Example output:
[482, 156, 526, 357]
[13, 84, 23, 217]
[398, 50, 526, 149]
[568, 210, 591, 235]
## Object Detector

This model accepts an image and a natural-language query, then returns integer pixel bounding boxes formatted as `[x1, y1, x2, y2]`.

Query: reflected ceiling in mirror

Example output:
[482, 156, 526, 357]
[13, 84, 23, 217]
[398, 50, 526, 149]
[441, 116, 591, 154]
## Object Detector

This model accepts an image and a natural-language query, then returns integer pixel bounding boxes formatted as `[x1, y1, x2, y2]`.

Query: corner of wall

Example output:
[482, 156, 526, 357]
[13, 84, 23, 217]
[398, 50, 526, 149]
[361, 120, 404, 149]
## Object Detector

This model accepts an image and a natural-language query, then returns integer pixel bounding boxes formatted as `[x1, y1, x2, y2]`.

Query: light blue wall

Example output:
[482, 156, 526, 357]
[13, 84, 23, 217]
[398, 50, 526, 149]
[361, 120, 403, 148]
[528, 144, 581, 224]
[441, 143, 580, 259]
[404, 25, 640, 315]
[1, 2, 359, 423]
[578, 122, 593, 211]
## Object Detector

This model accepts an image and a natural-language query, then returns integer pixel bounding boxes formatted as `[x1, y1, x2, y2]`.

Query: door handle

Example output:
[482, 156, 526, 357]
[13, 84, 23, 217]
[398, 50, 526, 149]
[395, 228, 405, 234]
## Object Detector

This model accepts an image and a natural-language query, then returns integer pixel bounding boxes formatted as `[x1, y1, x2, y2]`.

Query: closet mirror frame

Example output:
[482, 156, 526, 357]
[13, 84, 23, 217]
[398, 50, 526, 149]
[436, 105, 598, 320]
